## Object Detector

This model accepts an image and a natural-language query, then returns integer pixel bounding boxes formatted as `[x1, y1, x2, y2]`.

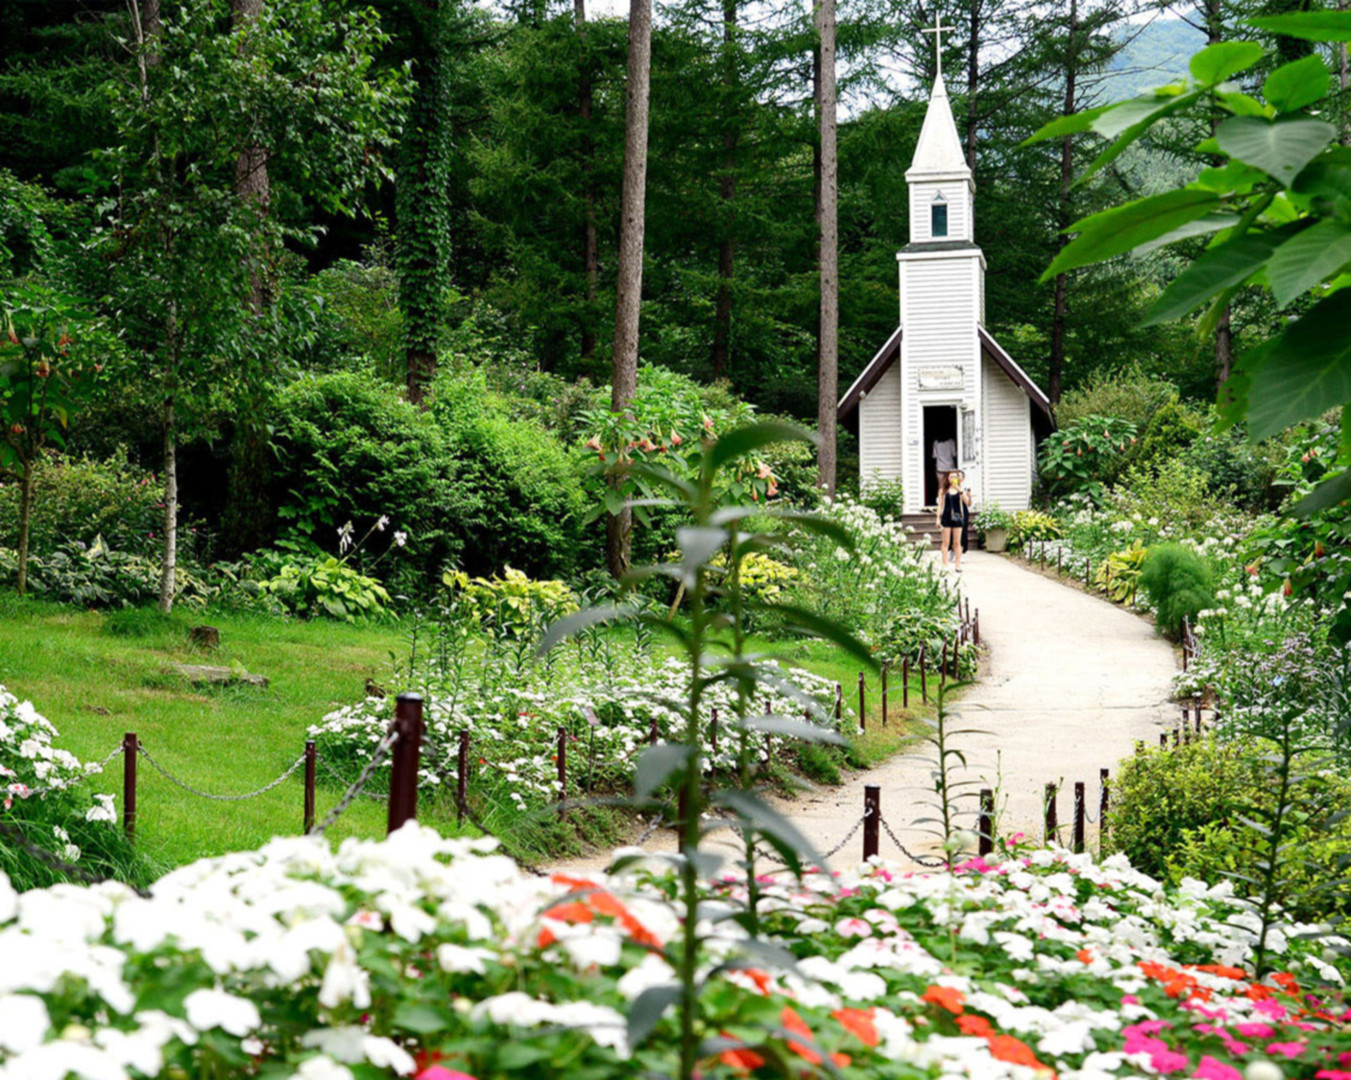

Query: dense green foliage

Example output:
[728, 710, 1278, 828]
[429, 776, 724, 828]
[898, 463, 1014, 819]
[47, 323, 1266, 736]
[1139, 542, 1215, 638]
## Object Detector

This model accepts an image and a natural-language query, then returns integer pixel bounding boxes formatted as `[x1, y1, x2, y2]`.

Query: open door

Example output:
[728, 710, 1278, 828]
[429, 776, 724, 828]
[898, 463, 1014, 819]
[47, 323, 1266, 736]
[923, 405, 959, 507]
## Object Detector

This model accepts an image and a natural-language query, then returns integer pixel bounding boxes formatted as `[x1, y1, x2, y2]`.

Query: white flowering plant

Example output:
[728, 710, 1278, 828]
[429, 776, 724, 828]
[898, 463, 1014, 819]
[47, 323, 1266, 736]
[0, 824, 1349, 1080]
[0, 685, 143, 891]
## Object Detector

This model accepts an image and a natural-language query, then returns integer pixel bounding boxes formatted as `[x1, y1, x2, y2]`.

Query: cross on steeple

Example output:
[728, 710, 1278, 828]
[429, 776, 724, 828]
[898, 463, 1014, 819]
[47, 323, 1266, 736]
[921, 13, 951, 82]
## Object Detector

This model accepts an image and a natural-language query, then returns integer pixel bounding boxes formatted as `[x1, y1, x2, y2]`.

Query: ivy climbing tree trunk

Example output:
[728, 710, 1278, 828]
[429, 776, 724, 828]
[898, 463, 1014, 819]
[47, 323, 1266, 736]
[1047, 0, 1078, 408]
[398, 0, 452, 406]
[814, 0, 838, 496]
[577, 0, 599, 364]
[710, 0, 737, 381]
[606, 0, 652, 578]
[158, 389, 177, 613]
[1204, 0, 1234, 392]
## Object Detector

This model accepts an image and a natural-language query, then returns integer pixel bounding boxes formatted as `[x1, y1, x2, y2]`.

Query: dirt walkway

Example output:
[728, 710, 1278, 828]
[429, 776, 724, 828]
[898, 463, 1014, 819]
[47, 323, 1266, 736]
[563, 550, 1179, 872]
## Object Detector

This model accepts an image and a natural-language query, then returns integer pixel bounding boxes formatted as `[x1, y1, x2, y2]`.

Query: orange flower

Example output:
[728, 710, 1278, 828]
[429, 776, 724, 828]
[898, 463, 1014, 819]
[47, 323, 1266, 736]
[542, 901, 593, 924]
[1191, 964, 1247, 981]
[957, 1014, 994, 1038]
[921, 985, 965, 1015]
[537, 927, 556, 949]
[781, 1007, 846, 1067]
[742, 969, 773, 996]
[718, 1040, 765, 1073]
[833, 1007, 879, 1047]
[1076, 949, 1093, 965]
[987, 1034, 1050, 1072]
[1272, 972, 1301, 995]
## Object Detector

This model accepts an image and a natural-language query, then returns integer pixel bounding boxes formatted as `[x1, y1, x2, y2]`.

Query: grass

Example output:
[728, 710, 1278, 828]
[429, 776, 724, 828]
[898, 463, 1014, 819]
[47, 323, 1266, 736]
[0, 598, 943, 872]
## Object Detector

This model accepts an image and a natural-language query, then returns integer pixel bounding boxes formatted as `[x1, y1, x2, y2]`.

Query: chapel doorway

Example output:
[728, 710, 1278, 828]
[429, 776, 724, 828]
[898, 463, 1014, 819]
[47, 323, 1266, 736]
[923, 405, 959, 507]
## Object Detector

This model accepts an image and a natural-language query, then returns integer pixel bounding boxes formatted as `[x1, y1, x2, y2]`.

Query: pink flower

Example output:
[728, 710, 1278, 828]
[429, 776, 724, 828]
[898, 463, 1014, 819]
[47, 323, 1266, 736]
[1254, 999, 1288, 1020]
[1152, 1049, 1191, 1074]
[1315, 1071, 1351, 1080]
[1234, 1023, 1275, 1039]
[1265, 1043, 1306, 1059]
[1122, 994, 1141, 1006]
[1193, 1056, 1242, 1080]
[419, 1068, 478, 1080]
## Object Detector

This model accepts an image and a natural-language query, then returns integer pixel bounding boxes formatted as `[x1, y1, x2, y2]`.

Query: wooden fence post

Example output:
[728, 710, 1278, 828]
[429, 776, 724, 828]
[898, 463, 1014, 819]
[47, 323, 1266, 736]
[1044, 781, 1057, 844]
[881, 662, 888, 728]
[557, 726, 567, 818]
[863, 786, 880, 861]
[858, 672, 866, 733]
[920, 645, 928, 703]
[973, 610, 980, 647]
[834, 683, 842, 731]
[387, 693, 424, 835]
[979, 788, 994, 856]
[1099, 768, 1110, 860]
[649, 716, 659, 746]
[303, 740, 316, 834]
[1073, 781, 1086, 854]
[457, 730, 469, 824]
[711, 708, 720, 759]
[952, 633, 961, 679]
[122, 731, 138, 841]
[940, 642, 948, 687]
[902, 657, 910, 709]
[1159, 732, 1168, 748]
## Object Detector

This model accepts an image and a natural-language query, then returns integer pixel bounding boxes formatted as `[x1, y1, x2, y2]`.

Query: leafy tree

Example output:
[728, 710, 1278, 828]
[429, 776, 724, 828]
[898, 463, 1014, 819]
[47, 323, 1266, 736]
[0, 288, 102, 594]
[94, 0, 403, 611]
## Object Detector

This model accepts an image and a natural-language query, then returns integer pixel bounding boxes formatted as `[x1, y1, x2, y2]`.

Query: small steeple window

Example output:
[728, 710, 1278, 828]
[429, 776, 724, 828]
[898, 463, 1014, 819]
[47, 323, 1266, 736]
[931, 193, 949, 238]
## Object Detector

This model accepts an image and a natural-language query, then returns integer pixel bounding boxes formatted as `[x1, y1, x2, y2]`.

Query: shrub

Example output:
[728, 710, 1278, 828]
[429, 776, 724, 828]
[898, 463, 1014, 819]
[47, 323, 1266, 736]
[860, 475, 905, 520]
[1111, 737, 1351, 922]
[1038, 415, 1138, 501]
[1009, 509, 1060, 549]
[1133, 396, 1205, 473]
[261, 554, 392, 621]
[1179, 426, 1277, 512]
[0, 448, 164, 558]
[1117, 457, 1232, 535]
[1093, 540, 1147, 604]
[1, 537, 210, 609]
[445, 566, 577, 639]
[1056, 365, 1178, 430]
[270, 372, 474, 587]
[1140, 542, 1214, 638]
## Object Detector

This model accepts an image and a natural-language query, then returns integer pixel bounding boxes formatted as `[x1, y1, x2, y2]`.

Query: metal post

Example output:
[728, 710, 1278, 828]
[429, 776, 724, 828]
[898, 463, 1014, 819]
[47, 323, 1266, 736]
[952, 633, 960, 680]
[557, 726, 567, 818]
[863, 785, 880, 861]
[1073, 782, 1086, 854]
[122, 732, 138, 841]
[973, 610, 980, 647]
[1159, 732, 1167, 748]
[1193, 695, 1203, 733]
[1057, 549, 1062, 576]
[387, 693, 424, 835]
[649, 716, 659, 746]
[902, 657, 910, 709]
[1084, 560, 1090, 589]
[1099, 768, 1110, 860]
[979, 788, 994, 856]
[710, 708, 720, 759]
[1044, 782, 1057, 844]
[1182, 708, 1191, 744]
[303, 740, 316, 834]
[456, 730, 469, 824]
[881, 662, 888, 728]
[834, 684, 842, 731]
[1182, 615, 1190, 672]
[677, 785, 689, 854]
[920, 645, 928, 703]
[940, 642, 948, 687]
[858, 671, 866, 733]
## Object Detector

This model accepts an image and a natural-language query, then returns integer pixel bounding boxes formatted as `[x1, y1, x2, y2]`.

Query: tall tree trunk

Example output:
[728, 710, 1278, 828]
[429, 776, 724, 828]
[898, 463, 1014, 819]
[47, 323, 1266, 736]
[228, 0, 273, 554]
[16, 463, 35, 596]
[1202, 0, 1235, 392]
[399, 0, 450, 406]
[964, 0, 980, 171]
[815, 0, 838, 495]
[711, 0, 738, 380]
[158, 393, 178, 613]
[606, 0, 652, 578]
[1047, 0, 1077, 408]
[577, 0, 599, 363]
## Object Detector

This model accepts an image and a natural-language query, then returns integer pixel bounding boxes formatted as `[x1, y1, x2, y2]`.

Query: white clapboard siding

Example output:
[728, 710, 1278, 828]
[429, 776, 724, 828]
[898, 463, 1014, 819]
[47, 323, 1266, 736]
[859, 359, 903, 489]
[981, 351, 1033, 512]
[908, 182, 970, 243]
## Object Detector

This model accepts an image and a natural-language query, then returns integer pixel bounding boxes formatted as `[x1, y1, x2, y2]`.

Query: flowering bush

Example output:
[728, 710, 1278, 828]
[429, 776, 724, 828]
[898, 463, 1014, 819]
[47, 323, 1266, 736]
[1038, 414, 1138, 501]
[443, 567, 577, 640]
[0, 684, 145, 891]
[310, 653, 850, 818]
[0, 825, 1348, 1080]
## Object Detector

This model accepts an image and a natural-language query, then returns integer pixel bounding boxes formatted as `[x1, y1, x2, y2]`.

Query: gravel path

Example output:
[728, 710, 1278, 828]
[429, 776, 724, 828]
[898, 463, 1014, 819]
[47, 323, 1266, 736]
[560, 549, 1179, 873]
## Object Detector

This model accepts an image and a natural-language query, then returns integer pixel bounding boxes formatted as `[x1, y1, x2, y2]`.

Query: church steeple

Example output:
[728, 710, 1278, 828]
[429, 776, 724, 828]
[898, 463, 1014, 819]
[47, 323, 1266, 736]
[906, 74, 971, 181]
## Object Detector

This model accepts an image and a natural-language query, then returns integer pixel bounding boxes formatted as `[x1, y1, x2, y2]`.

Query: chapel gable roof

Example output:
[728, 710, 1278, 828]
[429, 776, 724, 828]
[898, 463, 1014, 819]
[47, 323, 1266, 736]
[835, 325, 1054, 430]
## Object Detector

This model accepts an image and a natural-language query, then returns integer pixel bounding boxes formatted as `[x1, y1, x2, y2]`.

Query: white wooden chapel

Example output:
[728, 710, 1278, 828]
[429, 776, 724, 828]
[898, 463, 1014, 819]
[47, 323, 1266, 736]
[837, 19, 1053, 514]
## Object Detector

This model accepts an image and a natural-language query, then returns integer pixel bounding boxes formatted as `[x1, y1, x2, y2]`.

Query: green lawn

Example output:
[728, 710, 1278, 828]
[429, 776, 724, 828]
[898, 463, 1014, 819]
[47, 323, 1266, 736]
[0, 597, 935, 870]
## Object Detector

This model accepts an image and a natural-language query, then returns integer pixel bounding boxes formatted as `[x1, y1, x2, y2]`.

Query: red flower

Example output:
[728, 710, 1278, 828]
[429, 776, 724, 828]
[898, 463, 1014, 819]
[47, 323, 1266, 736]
[921, 985, 965, 1015]
[832, 1007, 879, 1047]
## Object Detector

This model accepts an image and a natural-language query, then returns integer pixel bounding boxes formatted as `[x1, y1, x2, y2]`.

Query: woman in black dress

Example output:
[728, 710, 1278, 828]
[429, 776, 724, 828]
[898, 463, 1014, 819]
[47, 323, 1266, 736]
[935, 471, 973, 572]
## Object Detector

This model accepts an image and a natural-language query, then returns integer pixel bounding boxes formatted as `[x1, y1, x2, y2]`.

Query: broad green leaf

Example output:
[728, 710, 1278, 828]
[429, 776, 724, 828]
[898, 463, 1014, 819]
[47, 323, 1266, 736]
[1218, 339, 1273, 432]
[627, 985, 682, 1048]
[713, 788, 826, 871]
[760, 602, 877, 667]
[1190, 41, 1265, 85]
[1291, 469, 1351, 517]
[1268, 219, 1351, 307]
[1077, 91, 1204, 186]
[1022, 103, 1114, 145]
[676, 525, 728, 574]
[535, 603, 632, 656]
[744, 714, 846, 744]
[1214, 90, 1269, 117]
[1215, 116, 1336, 186]
[1249, 290, 1351, 439]
[1135, 212, 1241, 253]
[635, 744, 692, 801]
[1263, 55, 1331, 112]
[391, 1002, 451, 1035]
[1292, 159, 1351, 199]
[1250, 11, 1351, 42]
[706, 420, 815, 473]
[1043, 190, 1224, 281]
[1145, 229, 1288, 324]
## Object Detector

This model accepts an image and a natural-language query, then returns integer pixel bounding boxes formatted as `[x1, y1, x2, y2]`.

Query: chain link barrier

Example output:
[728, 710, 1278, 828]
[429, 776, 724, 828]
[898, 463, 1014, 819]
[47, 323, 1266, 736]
[16, 743, 126, 801]
[312, 729, 399, 836]
[318, 755, 389, 801]
[819, 811, 869, 861]
[878, 813, 947, 868]
[0, 818, 153, 898]
[137, 745, 307, 802]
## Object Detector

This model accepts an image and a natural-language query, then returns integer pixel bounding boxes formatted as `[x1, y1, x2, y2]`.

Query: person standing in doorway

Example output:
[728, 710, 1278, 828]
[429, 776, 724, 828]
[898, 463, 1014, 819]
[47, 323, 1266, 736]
[936, 470, 972, 572]
[932, 435, 957, 505]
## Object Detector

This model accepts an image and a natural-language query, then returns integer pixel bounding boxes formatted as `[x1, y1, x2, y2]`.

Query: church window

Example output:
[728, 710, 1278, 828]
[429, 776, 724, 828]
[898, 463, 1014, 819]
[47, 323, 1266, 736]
[931, 194, 948, 238]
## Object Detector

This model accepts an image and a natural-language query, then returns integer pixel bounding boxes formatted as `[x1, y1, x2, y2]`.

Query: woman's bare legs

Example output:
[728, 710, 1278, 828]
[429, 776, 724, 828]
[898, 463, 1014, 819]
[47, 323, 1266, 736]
[939, 525, 951, 567]
[946, 526, 963, 570]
